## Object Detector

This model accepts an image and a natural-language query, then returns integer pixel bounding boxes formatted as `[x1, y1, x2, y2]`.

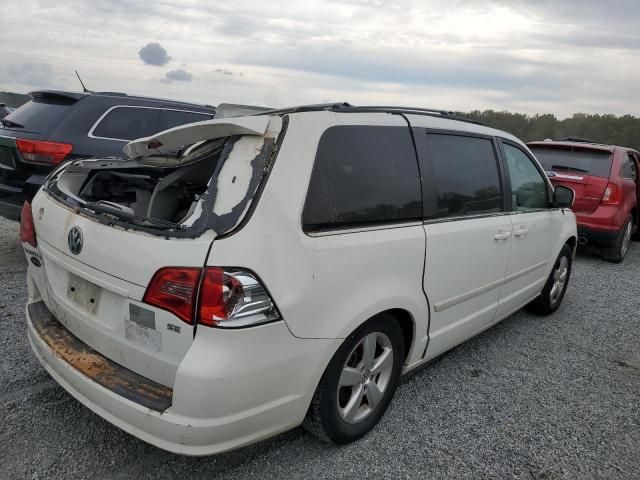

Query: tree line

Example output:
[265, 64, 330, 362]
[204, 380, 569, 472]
[458, 110, 640, 150]
[0, 92, 30, 108]
[2, 90, 639, 150]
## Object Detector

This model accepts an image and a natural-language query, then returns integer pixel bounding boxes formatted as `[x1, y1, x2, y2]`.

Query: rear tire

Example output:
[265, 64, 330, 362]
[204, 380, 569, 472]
[527, 244, 572, 315]
[602, 215, 633, 263]
[303, 313, 404, 444]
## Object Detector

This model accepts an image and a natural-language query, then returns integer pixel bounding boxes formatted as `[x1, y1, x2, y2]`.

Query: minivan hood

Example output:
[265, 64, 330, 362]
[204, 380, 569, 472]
[124, 115, 270, 164]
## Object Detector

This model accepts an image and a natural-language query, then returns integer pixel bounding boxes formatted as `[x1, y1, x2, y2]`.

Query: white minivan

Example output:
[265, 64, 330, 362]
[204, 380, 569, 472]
[21, 104, 577, 455]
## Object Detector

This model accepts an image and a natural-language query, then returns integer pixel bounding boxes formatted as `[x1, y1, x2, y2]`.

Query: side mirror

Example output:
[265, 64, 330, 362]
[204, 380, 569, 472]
[553, 185, 575, 209]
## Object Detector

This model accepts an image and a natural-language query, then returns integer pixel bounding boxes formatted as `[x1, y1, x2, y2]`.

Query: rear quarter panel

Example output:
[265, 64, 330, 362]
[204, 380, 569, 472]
[206, 112, 430, 364]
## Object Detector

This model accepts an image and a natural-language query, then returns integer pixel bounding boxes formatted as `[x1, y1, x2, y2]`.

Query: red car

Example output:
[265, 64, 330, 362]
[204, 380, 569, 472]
[528, 138, 639, 262]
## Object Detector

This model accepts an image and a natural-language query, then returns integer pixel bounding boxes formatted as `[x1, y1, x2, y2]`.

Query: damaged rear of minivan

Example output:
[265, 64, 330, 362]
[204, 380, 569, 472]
[22, 114, 304, 454]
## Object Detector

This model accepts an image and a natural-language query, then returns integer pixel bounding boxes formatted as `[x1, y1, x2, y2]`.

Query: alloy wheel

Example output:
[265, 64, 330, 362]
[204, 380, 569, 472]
[337, 332, 394, 424]
[549, 255, 568, 306]
[621, 221, 633, 258]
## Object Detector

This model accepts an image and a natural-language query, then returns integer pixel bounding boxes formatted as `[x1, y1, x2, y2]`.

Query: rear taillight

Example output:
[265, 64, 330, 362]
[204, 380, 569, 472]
[601, 183, 623, 205]
[19, 201, 37, 247]
[142, 266, 279, 327]
[142, 267, 201, 324]
[16, 138, 73, 165]
[198, 268, 280, 328]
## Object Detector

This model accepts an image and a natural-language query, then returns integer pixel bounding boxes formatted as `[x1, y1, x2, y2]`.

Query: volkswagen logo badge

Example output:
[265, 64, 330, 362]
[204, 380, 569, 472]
[68, 226, 83, 255]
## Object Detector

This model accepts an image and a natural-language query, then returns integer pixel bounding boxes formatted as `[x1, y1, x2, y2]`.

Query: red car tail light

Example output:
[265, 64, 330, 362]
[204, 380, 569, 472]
[143, 267, 201, 324]
[601, 183, 623, 205]
[143, 266, 279, 327]
[16, 138, 73, 165]
[198, 267, 280, 328]
[19, 201, 37, 247]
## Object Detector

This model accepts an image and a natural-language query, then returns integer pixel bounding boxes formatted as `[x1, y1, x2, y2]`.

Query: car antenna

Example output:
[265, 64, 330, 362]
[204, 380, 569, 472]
[75, 70, 91, 93]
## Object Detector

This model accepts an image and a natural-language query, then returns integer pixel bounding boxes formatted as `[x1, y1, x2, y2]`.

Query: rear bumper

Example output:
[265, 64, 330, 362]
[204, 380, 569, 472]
[0, 194, 22, 221]
[577, 225, 619, 246]
[27, 298, 338, 455]
[0, 176, 44, 221]
[574, 206, 628, 247]
[0, 160, 50, 221]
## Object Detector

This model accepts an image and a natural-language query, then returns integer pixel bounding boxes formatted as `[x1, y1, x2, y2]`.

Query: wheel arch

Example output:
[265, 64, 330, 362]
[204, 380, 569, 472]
[565, 235, 577, 257]
[381, 308, 415, 364]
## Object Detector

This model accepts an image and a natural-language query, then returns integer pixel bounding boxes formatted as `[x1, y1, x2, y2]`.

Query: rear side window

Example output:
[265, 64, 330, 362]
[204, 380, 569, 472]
[91, 107, 160, 141]
[421, 133, 503, 219]
[530, 146, 613, 178]
[4, 97, 75, 133]
[302, 126, 422, 231]
[158, 109, 214, 131]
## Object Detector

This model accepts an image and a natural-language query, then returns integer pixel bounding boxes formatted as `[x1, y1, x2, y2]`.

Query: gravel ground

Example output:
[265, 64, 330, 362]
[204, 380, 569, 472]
[0, 216, 638, 480]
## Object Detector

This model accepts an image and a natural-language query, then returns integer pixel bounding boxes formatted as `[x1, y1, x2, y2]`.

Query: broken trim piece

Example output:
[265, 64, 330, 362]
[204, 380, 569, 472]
[29, 301, 173, 412]
[124, 115, 270, 159]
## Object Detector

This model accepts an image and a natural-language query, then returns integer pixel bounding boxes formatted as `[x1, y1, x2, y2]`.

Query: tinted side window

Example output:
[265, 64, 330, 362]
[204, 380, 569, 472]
[158, 109, 213, 131]
[503, 143, 548, 210]
[92, 107, 160, 141]
[421, 133, 502, 219]
[302, 126, 422, 231]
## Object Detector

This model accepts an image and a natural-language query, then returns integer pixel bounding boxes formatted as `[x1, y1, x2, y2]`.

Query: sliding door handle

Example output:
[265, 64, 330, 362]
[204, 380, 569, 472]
[494, 230, 512, 241]
[514, 226, 529, 237]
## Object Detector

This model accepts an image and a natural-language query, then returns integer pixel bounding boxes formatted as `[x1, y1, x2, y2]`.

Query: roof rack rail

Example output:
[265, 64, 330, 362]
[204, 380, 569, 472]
[333, 105, 482, 125]
[259, 102, 353, 115]
[259, 103, 482, 125]
[340, 105, 454, 116]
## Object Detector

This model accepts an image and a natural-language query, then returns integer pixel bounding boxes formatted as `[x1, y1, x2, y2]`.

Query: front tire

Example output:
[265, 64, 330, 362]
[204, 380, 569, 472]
[602, 215, 633, 263]
[527, 244, 572, 315]
[303, 314, 404, 444]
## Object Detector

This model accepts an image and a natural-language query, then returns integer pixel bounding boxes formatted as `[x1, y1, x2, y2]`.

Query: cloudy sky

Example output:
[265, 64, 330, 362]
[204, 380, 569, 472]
[1, 0, 639, 117]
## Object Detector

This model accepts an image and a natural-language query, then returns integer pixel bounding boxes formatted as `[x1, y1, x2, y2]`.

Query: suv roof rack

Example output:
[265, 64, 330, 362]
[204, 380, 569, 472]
[261, 103, 482, 125]
[260, 102, 354, 115]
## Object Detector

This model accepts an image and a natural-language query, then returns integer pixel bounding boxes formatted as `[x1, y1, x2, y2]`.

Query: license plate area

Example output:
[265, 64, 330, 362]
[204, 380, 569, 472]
[67, 272, 102, 313]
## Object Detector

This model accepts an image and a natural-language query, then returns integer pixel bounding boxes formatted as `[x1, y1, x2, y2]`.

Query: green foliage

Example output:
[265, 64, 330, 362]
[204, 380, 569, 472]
[0, 91, 30, 108]
[0, 89, 638, 150]
[459, 110, 640, 150]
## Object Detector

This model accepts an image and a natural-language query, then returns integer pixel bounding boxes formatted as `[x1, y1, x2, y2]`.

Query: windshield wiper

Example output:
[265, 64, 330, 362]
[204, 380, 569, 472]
[551, 165, 589, 173]
[87, 201, 135, 219]
[0, 118, 24, 128]
[86, 201, 183, 230]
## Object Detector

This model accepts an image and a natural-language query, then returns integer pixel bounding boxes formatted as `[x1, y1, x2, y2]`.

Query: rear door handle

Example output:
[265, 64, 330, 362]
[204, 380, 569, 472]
[514, 226, 529, 237]
[494, 230, 512, 241]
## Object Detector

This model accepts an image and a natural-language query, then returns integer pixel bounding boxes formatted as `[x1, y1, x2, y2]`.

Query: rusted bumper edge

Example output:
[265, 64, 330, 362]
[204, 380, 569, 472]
[28, 301, 173, 412]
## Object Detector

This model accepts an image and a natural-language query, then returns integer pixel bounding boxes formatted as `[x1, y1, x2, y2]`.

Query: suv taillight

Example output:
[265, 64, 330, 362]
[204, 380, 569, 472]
[16, 138, 73, 165]
[143, 267, 201, 324]
[19, 201, 37, 247]
[143, 267, 279, 328]
[601, 183, 623, 205]
[198, 268, 280, 328]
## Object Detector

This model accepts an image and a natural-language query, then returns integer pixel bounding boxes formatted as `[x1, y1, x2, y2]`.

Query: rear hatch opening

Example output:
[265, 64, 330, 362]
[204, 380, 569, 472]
[43, 115, 283, 238]
[27, 115, 284, 389]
